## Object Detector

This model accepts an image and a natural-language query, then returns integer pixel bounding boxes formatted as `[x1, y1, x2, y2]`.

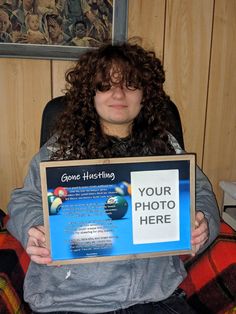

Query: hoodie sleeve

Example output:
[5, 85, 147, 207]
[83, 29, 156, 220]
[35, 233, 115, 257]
[194, 166, 220, 253]
[6, 146, 49, 249]
[168, 133, 220, 253]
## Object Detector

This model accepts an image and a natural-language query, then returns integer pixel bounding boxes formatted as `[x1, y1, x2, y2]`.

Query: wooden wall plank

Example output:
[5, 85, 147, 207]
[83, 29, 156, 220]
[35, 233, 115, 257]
[203, 0, 236, 204]
[0, 59, 51, 211]
[128, 0, 166, 59]
[163, 0, 214, 166]
[52, 60, 76, 98]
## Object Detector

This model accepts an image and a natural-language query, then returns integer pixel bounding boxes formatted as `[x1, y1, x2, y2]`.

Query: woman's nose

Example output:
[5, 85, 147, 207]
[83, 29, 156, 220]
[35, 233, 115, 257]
[111, 86, 126, 98]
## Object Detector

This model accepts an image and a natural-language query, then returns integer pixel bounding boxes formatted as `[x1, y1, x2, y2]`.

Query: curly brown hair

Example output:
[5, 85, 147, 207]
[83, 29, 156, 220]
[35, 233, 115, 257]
[51, 42, 176, 160]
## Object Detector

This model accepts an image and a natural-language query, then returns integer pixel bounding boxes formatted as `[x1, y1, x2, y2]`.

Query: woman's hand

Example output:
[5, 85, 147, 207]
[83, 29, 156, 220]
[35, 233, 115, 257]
[191, 211, 209, 256]
[26, 225, 52, 264]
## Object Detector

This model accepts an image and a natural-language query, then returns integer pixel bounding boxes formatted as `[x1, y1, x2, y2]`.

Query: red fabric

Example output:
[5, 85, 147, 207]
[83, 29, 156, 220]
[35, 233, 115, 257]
[0, 232, 30, 274]
[0, 272, 29, 314]
[0, 234, 31, 313]
[180, 221, 236, 314]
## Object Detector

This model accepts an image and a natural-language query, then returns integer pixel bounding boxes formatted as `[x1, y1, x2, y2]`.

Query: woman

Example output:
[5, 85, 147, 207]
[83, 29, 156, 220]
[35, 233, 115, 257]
[7, 43, 220, 314]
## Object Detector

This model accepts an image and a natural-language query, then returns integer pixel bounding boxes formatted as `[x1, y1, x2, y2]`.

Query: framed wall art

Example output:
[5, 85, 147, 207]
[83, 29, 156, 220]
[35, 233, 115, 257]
[0, 0, 128, 60]
[40, 154, 196, 265]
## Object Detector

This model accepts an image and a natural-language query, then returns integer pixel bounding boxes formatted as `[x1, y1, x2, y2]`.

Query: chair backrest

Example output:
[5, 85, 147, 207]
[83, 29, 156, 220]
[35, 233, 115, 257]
[40, 96, 185, 149]
[40, 96, 66, 147]
[166, 99, 185, 149]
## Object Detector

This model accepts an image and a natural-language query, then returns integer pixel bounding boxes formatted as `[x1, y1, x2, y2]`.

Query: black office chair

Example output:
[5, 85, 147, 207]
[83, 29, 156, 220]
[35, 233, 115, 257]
[40, 96, 66, 147]
[40, 96, 185, 149]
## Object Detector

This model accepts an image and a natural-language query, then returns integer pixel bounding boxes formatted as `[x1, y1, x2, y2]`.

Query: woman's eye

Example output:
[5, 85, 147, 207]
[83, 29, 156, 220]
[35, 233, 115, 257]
[125, 81, 140, 91]
[96, 83, 111, 92]
[126, 85, 137, 91]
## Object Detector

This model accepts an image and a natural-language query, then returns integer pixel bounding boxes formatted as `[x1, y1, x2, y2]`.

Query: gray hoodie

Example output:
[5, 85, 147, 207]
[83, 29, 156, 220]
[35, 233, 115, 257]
[7, 136, 220, 313]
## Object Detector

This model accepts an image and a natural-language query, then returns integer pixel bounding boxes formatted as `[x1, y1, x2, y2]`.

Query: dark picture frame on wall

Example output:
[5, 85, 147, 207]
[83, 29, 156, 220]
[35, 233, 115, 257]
[0, 0, 128, 60]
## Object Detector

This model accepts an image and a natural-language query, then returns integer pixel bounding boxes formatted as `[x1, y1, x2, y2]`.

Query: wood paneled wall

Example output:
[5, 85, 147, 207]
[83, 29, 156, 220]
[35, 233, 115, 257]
[0, 0, 236, 212]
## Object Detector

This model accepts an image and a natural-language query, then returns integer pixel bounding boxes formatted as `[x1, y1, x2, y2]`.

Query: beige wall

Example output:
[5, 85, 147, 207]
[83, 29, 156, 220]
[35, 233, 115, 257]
[0, 0, 236, 212]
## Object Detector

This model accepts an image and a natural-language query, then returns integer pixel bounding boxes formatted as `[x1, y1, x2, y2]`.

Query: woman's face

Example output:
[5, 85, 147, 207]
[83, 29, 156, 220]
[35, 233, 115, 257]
[94, 69, 143, 137]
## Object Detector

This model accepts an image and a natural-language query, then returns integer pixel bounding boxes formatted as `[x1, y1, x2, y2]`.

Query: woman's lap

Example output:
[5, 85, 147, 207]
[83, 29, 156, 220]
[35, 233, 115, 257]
[32, 289, 197, 314]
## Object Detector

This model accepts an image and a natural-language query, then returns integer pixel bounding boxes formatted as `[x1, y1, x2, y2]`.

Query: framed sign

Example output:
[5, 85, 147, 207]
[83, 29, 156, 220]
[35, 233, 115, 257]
[40, 154, 195, 265]
[0, 0, 128, 60]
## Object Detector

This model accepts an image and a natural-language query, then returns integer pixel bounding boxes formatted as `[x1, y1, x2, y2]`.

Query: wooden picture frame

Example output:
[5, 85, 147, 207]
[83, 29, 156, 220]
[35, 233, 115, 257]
[40, 154, 196, 265]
